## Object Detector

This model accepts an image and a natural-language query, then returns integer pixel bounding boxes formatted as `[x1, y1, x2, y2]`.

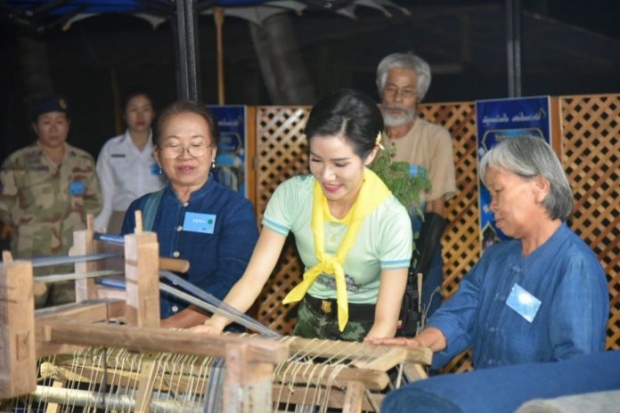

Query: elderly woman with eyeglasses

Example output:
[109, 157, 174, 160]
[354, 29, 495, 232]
[120, 100, 259, 329]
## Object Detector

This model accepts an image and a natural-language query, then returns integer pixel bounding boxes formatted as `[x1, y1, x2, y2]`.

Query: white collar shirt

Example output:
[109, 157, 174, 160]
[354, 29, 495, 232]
[94, 130, 166, 230]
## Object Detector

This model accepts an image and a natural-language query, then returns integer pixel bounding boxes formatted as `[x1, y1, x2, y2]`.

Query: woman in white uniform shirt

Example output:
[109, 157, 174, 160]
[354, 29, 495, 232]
[95, 91, 166, 233]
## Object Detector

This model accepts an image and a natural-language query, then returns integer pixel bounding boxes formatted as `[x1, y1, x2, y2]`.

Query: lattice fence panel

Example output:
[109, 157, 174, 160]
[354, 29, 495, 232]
[560, 94, 620, 351]
[419, 103, 480, 300]
[254, 107, 311, 217]
[419, 102, 480, 374]
[254, 106, 310, 334]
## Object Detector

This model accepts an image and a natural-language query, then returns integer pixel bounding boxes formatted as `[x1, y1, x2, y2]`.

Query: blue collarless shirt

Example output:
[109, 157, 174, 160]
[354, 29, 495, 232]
[121, 176, 258, 319]
[428, 223, 608, 369]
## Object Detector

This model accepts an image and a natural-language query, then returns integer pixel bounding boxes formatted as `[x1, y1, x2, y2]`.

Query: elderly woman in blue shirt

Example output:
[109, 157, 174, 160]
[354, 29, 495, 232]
[368, 136, 609, 370]
[121, 101, 258, 329]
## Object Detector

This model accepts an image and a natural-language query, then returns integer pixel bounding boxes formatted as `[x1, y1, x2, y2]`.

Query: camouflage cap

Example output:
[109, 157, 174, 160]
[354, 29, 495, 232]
[30, 95, 69, 120]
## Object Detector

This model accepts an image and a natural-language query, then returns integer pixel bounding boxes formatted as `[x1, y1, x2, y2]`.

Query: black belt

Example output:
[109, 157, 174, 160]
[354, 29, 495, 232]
[303, 295, 376, 322]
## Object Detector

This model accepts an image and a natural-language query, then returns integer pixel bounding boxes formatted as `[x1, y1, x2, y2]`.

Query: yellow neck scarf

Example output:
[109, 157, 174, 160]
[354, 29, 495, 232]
[283, 168, 392, 331]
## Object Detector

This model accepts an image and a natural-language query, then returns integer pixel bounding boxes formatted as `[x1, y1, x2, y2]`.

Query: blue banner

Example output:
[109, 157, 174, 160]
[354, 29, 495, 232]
[476, 96, 552, 253]
[208, 105, 247, 197]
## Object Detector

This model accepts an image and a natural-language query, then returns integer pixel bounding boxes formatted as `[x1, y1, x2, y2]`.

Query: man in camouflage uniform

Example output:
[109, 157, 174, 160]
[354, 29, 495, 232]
[0, 95, 102, 307]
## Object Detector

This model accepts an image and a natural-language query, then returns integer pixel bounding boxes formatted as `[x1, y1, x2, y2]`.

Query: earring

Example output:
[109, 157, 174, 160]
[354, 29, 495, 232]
[211, 160, 216, 169]
[158, 166, 163, 175]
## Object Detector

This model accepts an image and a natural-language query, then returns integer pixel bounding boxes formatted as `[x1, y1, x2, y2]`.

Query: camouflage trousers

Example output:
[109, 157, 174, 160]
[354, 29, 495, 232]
[293, 300, 373, 342]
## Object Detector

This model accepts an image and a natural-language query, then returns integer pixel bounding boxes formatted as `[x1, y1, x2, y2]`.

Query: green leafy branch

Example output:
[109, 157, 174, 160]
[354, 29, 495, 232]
[370, 143, 431, 221]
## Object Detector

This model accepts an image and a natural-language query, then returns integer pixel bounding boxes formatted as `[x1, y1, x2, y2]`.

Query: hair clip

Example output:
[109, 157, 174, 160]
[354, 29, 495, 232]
[375, 132, 385, 150]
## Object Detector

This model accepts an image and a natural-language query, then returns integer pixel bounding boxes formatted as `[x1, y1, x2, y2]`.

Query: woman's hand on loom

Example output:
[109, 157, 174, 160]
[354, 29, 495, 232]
[188, 318, 225, 335]
[366, 327, 447, 352]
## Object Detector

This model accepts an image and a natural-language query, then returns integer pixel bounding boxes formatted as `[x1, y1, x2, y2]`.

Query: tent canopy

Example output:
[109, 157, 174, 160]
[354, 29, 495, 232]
[2, 0, 406, 28]
[1, 0, 407, 100]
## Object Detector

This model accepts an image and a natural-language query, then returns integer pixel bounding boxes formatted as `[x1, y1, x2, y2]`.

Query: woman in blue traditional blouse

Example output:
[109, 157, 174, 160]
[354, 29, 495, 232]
[368, 136, 609, 369]
[192, 89, 413, 341]
[121, 101, 259, 329]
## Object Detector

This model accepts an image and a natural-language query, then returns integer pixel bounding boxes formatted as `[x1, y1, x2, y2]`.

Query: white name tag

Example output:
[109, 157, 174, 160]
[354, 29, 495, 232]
[506, 283, 541, 323]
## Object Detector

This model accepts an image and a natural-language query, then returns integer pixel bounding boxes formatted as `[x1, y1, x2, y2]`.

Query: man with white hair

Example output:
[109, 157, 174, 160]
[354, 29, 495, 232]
[376, 52, 456, 317]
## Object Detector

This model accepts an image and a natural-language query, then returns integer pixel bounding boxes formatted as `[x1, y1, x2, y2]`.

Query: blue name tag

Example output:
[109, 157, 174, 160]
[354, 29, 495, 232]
[183, 212, 216, 234]
[70, 181, 85, 196]
[506, 283, 541, 323]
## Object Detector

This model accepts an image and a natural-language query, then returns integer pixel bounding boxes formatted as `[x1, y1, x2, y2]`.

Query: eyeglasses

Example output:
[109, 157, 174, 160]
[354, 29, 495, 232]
[161, 143, 211, 159]
[383, 86, 417, 100]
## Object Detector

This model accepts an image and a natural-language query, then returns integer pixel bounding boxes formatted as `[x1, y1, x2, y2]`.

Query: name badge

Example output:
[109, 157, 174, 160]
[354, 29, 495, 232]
[506, 283, 541, 323]
[70, 181, 85, 196]
[183, 212, 216, 234]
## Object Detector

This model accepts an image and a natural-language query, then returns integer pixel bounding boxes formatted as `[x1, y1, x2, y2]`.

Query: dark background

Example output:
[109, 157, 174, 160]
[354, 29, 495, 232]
[1, 0, 619, 162]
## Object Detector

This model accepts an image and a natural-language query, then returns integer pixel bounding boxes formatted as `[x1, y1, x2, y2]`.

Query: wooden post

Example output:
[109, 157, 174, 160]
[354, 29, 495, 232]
[214, 7, 225, 105]
[223, 343, 275, 413]
[0, 253, 36, 398]
[342, 381, 365, 413]
[246, 106, 257, 209]
[73, 227, 98, 302]
[134, 361, 159, 413]
[403, 363, 428, 382]
[124, 211, 160, 328]
[549, 96, 563, 157]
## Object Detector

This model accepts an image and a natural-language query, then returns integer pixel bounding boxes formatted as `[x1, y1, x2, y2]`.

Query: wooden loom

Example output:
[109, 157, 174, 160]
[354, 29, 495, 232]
[0, 217, 432, 412]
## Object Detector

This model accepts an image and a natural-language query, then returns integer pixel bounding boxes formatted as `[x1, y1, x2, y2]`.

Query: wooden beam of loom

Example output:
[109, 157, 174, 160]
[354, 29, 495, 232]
[284, 336, 433, 366]
[35, 300, 125, 357]
[42, 322, 287, 364]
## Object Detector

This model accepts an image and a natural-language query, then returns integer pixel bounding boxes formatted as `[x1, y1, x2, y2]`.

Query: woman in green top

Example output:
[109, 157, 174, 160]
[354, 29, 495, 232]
[192, 89, 413, 341]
